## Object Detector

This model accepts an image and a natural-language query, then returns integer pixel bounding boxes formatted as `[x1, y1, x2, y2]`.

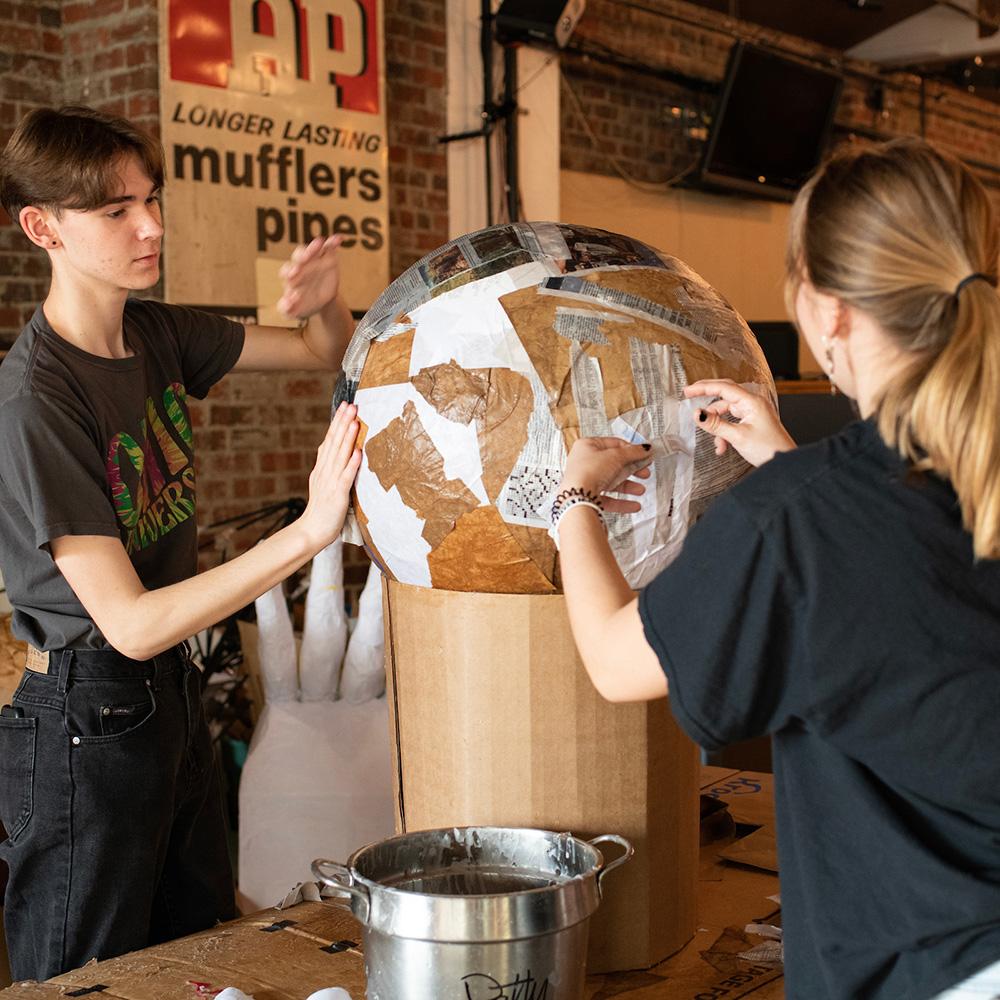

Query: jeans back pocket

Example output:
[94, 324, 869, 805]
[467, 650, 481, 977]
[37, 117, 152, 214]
[0, 716, 36, 842]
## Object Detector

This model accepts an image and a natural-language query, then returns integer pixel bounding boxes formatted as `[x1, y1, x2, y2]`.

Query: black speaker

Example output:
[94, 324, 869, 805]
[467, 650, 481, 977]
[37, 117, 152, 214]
[494, 0, 586, 49]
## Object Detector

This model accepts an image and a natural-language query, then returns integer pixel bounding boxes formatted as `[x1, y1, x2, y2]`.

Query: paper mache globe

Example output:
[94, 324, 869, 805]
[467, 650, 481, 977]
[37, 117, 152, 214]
[339, 222, 774, 594]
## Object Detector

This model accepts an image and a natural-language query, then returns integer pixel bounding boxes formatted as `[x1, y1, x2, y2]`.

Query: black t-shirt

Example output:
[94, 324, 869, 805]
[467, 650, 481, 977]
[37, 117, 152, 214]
[0, 299, 244, 650]
[639, 419, 1000, 1000]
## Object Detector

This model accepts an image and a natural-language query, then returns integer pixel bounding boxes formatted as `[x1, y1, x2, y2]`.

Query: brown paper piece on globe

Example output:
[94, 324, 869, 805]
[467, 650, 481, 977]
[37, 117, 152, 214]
[354, 418, 369, 452]
[499, 276, 761, 448]
[358, 327, 415, 390]
[365, 399, 480, 549]
[410, 360, 486, 424]
[507, 522, 559, 586]
[578, 266, 687, 310]
[476, 367, 533, 502]
[588, 268, 771, 386]
[412, 362, 534, 503]
[428, 505, 556, 593]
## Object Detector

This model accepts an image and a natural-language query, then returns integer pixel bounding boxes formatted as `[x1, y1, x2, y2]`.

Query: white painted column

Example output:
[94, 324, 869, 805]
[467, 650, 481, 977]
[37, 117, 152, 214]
[446, 0, 561, 236]
[446, 0, 491, 237]
[516, 46, 561, 224]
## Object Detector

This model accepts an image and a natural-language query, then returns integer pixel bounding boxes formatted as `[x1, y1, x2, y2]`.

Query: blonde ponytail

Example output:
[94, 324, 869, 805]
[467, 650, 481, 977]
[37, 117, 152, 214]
[879, 278, 1000, 558]
[788, 139, 1000, 559]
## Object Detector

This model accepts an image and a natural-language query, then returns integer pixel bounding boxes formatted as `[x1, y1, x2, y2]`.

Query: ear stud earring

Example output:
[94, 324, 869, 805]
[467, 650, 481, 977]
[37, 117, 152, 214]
[821, 335, 835, 377]
[821, 335, 838, 396]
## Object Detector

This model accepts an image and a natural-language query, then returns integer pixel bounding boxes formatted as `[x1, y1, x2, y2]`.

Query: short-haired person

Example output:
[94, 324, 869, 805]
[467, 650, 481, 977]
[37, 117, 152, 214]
[553, 138, 1000, 1000]
[0, 107, 361, 981]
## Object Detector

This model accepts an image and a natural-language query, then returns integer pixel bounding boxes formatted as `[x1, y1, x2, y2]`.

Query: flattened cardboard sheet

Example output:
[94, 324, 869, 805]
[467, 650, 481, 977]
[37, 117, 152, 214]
[718, 826, 779, 874]
[42, 903, 365, 1000]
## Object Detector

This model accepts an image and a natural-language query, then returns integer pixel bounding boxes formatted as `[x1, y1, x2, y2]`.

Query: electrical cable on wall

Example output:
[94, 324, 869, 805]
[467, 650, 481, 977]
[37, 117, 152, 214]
[515, 51, 559, 95]
[559, 66, 699, 191]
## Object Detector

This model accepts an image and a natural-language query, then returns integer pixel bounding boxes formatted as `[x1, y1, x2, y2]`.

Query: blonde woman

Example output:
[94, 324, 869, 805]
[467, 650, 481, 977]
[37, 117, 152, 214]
[553, 139, 1000, 999]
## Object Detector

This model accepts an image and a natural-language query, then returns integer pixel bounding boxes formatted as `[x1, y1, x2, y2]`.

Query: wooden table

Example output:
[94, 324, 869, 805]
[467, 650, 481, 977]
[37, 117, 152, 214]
[0, 768, 782, 999]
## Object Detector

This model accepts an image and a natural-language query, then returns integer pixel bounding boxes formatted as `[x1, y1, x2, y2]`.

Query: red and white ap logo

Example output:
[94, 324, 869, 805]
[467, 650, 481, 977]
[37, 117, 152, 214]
[168, 0, 379, 115]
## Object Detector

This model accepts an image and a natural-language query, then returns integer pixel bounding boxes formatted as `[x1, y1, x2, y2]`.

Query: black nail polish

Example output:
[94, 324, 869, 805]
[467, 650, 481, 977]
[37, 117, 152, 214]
[698, 410, 708, 423]
[642, 443, 651, 451]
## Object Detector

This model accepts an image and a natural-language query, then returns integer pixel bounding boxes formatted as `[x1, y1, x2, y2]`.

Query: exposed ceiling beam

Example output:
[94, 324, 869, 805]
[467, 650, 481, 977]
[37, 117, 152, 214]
[684, 0, 936, 51]
[848, 0, 1000, 63]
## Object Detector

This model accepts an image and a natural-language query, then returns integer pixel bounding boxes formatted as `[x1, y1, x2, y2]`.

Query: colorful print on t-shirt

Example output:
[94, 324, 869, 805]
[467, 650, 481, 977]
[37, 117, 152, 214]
[106, 381, 197, 554]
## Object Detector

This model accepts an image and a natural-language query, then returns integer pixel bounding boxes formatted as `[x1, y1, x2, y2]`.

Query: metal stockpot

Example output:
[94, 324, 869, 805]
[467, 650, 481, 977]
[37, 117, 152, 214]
[312, 825, 633, 1000]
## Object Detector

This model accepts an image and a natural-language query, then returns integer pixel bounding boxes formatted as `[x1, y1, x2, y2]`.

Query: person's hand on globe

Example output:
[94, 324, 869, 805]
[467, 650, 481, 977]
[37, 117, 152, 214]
[559, 438, 653, 513]
[297, 402, 363, 551]
[685, 379, 796, 467]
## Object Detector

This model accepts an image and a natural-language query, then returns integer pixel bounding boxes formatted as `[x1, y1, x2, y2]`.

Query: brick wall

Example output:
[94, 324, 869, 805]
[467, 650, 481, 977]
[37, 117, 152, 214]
[61, 0, 159, 128]
[561, 0, 1000, 200]
[0, 2, 62, 338]
[0, 0, 449, 612]
[0, 0, 161, 347]
[385, 1, 449, 278]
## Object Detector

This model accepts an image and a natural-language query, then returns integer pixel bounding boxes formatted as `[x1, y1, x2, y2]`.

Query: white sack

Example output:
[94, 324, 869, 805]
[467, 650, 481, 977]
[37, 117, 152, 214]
[237, 698, 395, 911]
[253, 584, 297, 703]
[339, 567, 385, 704]
[299, 539, 349, 702]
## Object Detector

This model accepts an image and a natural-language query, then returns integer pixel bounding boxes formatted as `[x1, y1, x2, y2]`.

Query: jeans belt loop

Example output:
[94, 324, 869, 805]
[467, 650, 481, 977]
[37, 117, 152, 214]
[151, 642, 182, 687]
[151, 651, 166, 689]
[56, 649, 73, 695]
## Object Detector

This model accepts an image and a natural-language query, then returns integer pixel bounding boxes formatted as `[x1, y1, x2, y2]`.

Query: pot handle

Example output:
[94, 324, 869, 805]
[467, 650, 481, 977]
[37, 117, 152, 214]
[588, 834, 634, 898]
[311, 858, 371, 925]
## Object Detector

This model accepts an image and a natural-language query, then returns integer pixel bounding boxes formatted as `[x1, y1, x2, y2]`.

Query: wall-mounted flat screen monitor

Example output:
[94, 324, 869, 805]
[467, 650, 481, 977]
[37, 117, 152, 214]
[699, 43, 843, 201]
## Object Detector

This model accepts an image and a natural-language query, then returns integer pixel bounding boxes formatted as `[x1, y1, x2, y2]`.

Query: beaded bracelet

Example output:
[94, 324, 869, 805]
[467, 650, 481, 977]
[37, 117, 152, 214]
[548, 488, 605, 551]
[551, 486, 604, 518]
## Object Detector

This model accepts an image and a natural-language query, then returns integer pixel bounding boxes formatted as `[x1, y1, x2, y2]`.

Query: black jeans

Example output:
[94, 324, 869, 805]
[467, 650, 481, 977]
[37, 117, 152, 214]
[0, 644, 235, 982]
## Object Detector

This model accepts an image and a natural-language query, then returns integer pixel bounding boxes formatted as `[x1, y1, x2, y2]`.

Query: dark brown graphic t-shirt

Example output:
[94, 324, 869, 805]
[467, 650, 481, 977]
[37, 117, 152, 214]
[0, 299, 244, 649]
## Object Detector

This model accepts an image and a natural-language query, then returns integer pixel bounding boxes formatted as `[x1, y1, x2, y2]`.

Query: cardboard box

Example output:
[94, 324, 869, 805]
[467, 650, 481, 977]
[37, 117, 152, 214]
[702, 770, 776, 829]
[383, 580, 701, 974]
